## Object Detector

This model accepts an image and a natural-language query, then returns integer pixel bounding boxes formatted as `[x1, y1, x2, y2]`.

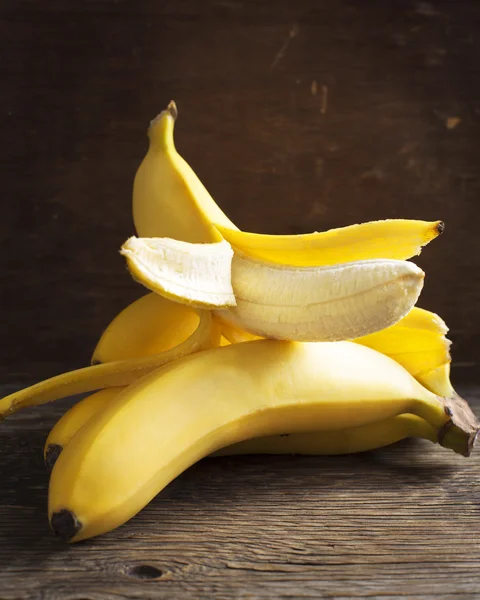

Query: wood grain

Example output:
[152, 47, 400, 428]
[1, 386, 480, 599]
[1, 0, 479, 384]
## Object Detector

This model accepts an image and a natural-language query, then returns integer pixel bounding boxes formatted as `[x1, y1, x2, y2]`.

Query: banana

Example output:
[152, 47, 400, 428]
[214, 414, 437, 456]
[89, 281, 454, 396]
[45, 303, 454, 470]
[48, 340, 478, 542]
[122, 236, 425, 341]
[218, 254, 424, 341]
[355, 307, 451, 394]
[44, 388, 123, 471]
[92, 293, 202, 364]
[133, 101, 442, 266]
[219, 307, 453, 394]
[0, 309, 219, 419]
[43, 389, 435, 471]
[216, 221, 444, 267]
[420, 363, 454, 398]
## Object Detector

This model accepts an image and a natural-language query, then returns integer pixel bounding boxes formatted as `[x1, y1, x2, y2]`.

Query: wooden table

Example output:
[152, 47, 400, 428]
[1, 387, 480, 599]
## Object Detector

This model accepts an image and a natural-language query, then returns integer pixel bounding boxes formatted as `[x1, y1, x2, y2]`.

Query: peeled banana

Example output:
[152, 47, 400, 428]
[121, 237, 236, 309]
[122, 236, 425, 341]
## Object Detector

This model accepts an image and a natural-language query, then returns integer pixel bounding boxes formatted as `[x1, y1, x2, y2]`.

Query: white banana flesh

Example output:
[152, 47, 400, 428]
[121, 236, 425, 342]
[121, 236, 235, 309]
[221, 254, 424, 341]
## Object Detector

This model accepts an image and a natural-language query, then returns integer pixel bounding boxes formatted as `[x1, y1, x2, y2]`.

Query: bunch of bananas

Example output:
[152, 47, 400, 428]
[2, 101, 478, 544]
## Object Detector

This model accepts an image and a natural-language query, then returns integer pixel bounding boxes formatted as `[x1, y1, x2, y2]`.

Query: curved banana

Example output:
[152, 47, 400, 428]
[0, 310, 219, 419]
[216, 221, 443, 267]
[219, 307, 452, 396]
[214, 414, 436, 456]
[42, 310, 453, 469]
[43, 389, 434, 471]
[133, 101, 442, 266]
[122, 236, 425, 341]
[48, 340, 478, 542]
[92, 293, 202, 364]
[44, 388, 123, 471]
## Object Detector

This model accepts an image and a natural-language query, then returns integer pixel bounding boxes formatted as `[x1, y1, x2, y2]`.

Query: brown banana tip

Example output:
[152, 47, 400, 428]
[91, 358, 102, 366]
[436, 221, 445, 235]
[149, 100, 178, 129]
[51, 509, 82, 542]
[166, 100, 178, 120]
[45, 444, 63, 472]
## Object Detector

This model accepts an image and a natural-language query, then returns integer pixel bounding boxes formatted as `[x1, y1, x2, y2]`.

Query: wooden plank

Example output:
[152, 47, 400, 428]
[0, 387, 479, 599]
[1, 0, 480, 384]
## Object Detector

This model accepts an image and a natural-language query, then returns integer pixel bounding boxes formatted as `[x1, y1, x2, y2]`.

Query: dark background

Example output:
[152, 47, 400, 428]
[2, 0, 479, 384]
[2, 3, 480, 599]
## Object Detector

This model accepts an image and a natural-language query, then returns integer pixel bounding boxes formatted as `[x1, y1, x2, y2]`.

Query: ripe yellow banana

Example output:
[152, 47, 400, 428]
[214, 414, 437, 456]
[122, 236, 425, 341]
[43, 387, 435, 470]
[44, 388, 123, 471]
[133, 101, 234, 243]
[42, 301, 453, 470]
[92, 293, 201, 364]
[90, 281, 454, 398]
[48, 340, 478, 542]
[0, 309, 219, 419]
[133, 101, 442, 266]
[219, 307, 453, 395]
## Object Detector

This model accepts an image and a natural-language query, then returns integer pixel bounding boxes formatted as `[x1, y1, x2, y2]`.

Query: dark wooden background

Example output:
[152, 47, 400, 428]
[1, 1, 480, 599]
[1, 0, 479, 384]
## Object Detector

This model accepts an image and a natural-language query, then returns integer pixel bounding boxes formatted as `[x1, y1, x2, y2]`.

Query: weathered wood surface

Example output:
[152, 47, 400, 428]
[1, 0, 479, 384]
[0, 386, 479, 599]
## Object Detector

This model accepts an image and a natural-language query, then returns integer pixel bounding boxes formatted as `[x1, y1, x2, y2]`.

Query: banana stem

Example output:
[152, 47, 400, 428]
[413, 392, 479, 456]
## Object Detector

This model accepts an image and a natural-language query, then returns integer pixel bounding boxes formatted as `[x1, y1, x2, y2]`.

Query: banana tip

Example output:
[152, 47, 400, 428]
[166, 100, 178, 120]
[51, 509, 82, 542]
[148, 100, 178, 131]
[436, 221, 445, 235]
[45, 444, 63, 472]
